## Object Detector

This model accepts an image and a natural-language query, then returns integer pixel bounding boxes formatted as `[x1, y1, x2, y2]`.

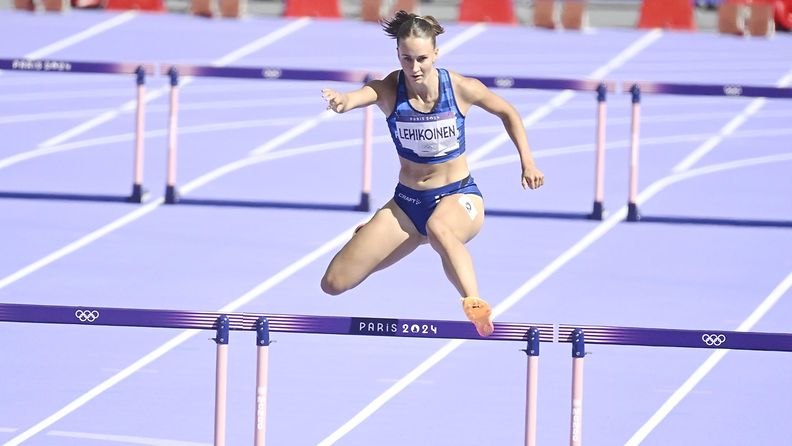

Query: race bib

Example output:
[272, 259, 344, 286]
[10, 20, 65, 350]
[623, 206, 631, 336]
[395, 111, 459, 158]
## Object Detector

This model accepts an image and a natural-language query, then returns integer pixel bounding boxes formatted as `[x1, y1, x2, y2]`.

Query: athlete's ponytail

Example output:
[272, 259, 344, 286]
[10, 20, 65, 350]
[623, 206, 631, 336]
[381, 10, 445, 47]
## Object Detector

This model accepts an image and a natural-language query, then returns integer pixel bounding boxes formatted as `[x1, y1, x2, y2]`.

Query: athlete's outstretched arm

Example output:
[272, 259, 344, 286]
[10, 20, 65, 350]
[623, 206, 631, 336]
[321, 84, 377, 113]
[456, 75, 545, 190]
[321, 72, 398, 114]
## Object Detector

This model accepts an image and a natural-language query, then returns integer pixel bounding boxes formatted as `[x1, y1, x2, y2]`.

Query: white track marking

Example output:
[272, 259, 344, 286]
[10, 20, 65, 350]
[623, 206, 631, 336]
[48, 429, 210, 445]
[467, 29, 663, 162]
[315, 29, 665, 445]
[672, 68, 792, 172]
[624, 272, 792, 446]
[23, 12, 138, 60]
[0, 21, 485, 445]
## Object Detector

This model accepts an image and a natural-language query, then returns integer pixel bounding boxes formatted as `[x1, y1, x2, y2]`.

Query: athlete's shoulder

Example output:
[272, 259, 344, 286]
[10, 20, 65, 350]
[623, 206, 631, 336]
[367, 70, 399, 94]
[446, 69, 487, 100]
[373, 70, 400, 90]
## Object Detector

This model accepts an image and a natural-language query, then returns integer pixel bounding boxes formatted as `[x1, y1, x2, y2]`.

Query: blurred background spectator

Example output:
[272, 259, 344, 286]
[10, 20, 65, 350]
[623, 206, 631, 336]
[3, 0, 788, 37]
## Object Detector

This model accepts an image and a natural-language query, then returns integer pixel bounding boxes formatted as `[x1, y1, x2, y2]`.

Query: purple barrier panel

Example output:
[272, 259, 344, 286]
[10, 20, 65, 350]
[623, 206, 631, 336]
[628, 81, 792, 99]
[474, 76, 617, 92]
[160, 64, 381, 84]
[0, 303, 552, 342]
[558, 324, 792, 352]
[0, 58, 155, 75]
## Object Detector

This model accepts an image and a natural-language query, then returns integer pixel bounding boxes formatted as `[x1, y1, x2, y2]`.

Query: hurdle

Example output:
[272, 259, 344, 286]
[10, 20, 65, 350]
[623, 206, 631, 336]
[471, 75, 616, 220]
[2, 303, 790, 445]
[623, 80, 792, 223]
[158, 64, 616, 220]
[0, 58, 156, 203]
[158, 63, 379, 212]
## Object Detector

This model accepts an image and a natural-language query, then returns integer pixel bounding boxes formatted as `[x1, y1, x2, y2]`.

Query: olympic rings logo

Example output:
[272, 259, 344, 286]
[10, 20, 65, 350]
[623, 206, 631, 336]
[262, 68, 282, 79]
[701, 333, 726, 346]
[494, 77, 515, 88]
[723, 85, 743, 96]
[75, 309, 100, 323]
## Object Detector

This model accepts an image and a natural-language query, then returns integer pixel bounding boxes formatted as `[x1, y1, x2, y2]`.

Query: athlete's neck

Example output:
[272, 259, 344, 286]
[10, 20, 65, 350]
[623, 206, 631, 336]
[405, 68, 439, 101]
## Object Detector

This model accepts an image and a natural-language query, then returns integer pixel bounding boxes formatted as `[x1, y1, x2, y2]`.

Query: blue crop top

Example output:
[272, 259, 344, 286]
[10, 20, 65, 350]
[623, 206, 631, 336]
[386, 68, 466, 164]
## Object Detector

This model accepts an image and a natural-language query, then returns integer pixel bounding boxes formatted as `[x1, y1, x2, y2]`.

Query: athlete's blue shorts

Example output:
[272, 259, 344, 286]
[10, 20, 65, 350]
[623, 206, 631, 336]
[393, 175, 483, 236]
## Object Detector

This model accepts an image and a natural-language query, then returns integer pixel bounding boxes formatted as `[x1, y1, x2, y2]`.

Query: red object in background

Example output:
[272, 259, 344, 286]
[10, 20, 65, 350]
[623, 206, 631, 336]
[776, 0, 792, 30]
[459, 0, 516, 24]
[283, 0, 340, 18]
[104, 0, 165, 11]
[638, 0, 696, 30]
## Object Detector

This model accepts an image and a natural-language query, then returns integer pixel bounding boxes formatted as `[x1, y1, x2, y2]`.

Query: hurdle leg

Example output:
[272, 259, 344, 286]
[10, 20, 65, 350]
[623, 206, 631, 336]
[357, 105, 373, 212]
[523, 327, 540, 446]
[129, 66, 148, 203]
[214, 316, 230, 446]
[627, 85, 641, 222]
[589, 83, 607, 220]
[569, 329, 585, 446]
[254, 318, 271, 446]
[165, 68, 181, 204]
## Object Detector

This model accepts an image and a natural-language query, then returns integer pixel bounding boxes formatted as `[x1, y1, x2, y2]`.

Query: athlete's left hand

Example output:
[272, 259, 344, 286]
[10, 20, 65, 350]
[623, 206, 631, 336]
[521, 164, 544, 190]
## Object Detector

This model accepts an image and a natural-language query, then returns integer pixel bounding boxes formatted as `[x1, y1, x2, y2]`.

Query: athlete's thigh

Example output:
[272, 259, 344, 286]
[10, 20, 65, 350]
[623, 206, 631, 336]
[329, 199, 425, 277]
[428, 193, 485, 242]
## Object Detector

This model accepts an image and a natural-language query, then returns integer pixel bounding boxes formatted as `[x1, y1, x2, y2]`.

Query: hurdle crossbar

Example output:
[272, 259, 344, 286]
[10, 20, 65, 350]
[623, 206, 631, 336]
[1, 303, 790, 350]
[2, 303, 791, 446]
[625, 81, 792, 99]
[0, 58, 156, 203]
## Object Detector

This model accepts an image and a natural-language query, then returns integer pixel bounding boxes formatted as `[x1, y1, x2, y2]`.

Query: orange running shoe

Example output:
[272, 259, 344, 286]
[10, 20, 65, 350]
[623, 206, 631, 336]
[461, 296, 494, 337]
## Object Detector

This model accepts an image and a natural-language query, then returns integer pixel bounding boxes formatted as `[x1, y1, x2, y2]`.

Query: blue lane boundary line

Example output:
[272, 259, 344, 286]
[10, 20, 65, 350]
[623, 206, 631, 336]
[1, 303, 790, 351]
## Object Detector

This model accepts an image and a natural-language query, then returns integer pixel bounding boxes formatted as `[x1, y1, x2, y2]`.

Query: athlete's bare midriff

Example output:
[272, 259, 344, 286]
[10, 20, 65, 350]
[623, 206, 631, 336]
[398, 154, 471, 190]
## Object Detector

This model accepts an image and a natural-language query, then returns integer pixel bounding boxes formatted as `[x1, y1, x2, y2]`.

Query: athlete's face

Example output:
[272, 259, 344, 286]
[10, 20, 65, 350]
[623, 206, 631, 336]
[397, 36, 438, 84]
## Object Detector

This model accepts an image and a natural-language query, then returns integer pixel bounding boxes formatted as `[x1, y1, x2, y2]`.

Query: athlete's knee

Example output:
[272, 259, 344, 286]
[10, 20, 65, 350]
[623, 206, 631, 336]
[320, 270, 352, 295]
[425, 218, 454, 245]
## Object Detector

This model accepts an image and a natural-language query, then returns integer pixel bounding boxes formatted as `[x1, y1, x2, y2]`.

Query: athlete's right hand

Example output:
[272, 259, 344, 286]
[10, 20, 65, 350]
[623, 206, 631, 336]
[321, 88, 347, 113]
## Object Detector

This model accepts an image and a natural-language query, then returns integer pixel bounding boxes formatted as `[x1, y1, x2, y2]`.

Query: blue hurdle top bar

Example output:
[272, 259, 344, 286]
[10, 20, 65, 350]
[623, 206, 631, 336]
[0, 303, 553, 343]
[628, 81, 792, 99]
[160, 64, 378, 83]
[0, 58, 156, 75]
[1, 303, 790, 351]
[160, 63, 616, 92]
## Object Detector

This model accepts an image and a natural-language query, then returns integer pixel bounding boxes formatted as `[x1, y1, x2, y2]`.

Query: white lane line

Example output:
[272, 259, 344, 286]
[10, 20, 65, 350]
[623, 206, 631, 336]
[315, 29, 665, 446]
[0, 223, 367, 446]
[467, 29, 663, 163]
[0, 20, 486, 445]
[1, 12, 138, 156]
[0, 19, 313, 290]
[624, 272, 792, 446]
[0, 135, 361, 443]
[672, 68, 792, 173]
[0, 117, 305, 170]
[48, 430, 210, 445]
[6, 106, 792, 172]
[23, 12, 138, 60]
[6, 100, 792, 125]
[249, 110, 336, 155]
[31, 18, 310, 149]
[316, 56, 792, 441]
[316, 152, 792, 446]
